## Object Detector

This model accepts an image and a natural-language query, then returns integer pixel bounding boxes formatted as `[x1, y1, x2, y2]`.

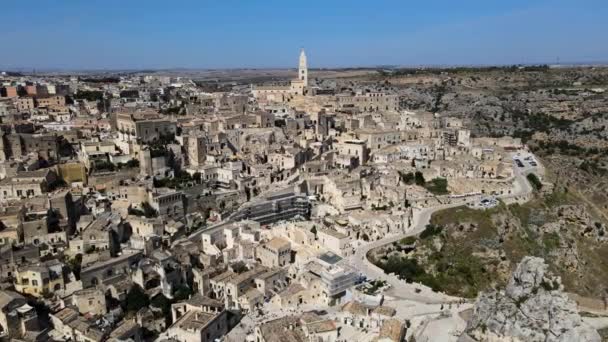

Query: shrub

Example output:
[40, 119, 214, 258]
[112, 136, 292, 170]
[126, 285, 149, 312]
[172, 285, 193, 301]
[424, 178, 449, 195]
[400, 236, 417, 245]
[420, 224, 443, 239]
[231, 261, 249, 274]
[526, 173, 543, 191]
[414, 171, 426, 186]
[400, 171, 415, 184]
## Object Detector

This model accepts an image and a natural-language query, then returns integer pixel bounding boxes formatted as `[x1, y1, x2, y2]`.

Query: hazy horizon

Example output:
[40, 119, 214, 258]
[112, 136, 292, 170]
[2, 0, 607, 70]
[4, 61, 608, 75]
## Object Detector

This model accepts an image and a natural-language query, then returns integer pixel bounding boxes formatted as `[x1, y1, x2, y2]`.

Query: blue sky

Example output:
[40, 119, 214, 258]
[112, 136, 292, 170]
[1, 0, 607, 69]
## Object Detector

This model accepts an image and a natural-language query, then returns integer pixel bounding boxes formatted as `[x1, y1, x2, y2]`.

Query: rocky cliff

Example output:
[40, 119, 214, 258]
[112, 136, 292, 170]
[462, 257, 600, 342]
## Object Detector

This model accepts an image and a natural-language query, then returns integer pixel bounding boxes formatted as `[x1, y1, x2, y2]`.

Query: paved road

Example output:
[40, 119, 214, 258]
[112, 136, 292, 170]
[347, 163, 536, 304]
[348, 202, 469, 304]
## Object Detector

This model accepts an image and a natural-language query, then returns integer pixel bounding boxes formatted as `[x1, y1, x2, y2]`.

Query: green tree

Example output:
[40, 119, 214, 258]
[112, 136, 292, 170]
[150, 294, 173, 325]
[92, 160, 116, 172]
[414, 171, 426, 186]
[231, 261, 249, 274]
[126, 285, 149, 312]
[527, 173, 543, 191]
[192, 172, 202, 183]
[399, 236, 417, 245]
[420, 224, 443, 239]
[399, 171, 415, 185]
[126, 158, 140, 168]
[141, 202, 158, 218]
[424, 178, 448, 195]
[74, 90, 104, 101]
[172, 284, 193, 302]
[68, 254, 83, 280]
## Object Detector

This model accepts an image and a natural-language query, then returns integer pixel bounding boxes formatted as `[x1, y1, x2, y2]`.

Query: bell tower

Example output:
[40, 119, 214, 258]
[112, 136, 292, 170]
[298, 48, 308, 87]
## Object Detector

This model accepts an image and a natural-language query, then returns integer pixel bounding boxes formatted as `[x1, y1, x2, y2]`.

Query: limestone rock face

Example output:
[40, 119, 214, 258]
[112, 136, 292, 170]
[462, 257, 600, 342]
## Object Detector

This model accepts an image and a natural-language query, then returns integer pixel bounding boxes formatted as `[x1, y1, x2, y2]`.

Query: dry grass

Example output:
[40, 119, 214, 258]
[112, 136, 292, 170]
[421, 190, 608, 298]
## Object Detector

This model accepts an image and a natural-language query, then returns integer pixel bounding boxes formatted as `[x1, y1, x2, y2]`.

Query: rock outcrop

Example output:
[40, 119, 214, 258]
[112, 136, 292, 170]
[461, 257, 600, 342]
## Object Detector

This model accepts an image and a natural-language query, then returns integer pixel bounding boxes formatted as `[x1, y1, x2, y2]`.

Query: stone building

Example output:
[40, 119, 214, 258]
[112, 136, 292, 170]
[13, 261, 65, 297]
[0, 290, 44, 340]
[50, 307, 105, 342]
[166, 294, 229, 342]
[0, 86, 18, 98]
[335, 92, 399, 112]
[185, 134, 207, 168]
[36, 95, 66, 108]
[128, 216, 164, 240]
[255, 313, 338, 342]
[252, 49, 310, 102]
[79, 251, 142, 287]
[230, 188, 310, 225]
[15, 97, 35, 112]
[317, 229, 352, 257]
[71, 288, 107, 316]
[0, 168, 58, 200]
[116, 112, 176, 143]
[148, 188, 185, 220]
[0, 132, 60, 161]
[256, 237, 291, 268]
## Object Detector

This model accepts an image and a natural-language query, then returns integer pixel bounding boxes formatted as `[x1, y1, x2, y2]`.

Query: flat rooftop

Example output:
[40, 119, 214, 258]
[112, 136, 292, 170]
[318, 252, 342, 265]
[176, 310, 216, 332]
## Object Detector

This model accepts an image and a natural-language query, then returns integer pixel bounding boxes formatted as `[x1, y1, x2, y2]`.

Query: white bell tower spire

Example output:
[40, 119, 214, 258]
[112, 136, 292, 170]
[298, 48, 308, 87]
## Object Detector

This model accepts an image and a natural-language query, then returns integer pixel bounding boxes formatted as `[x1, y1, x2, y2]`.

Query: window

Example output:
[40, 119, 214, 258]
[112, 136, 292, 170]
[32, 280, 38, 286]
